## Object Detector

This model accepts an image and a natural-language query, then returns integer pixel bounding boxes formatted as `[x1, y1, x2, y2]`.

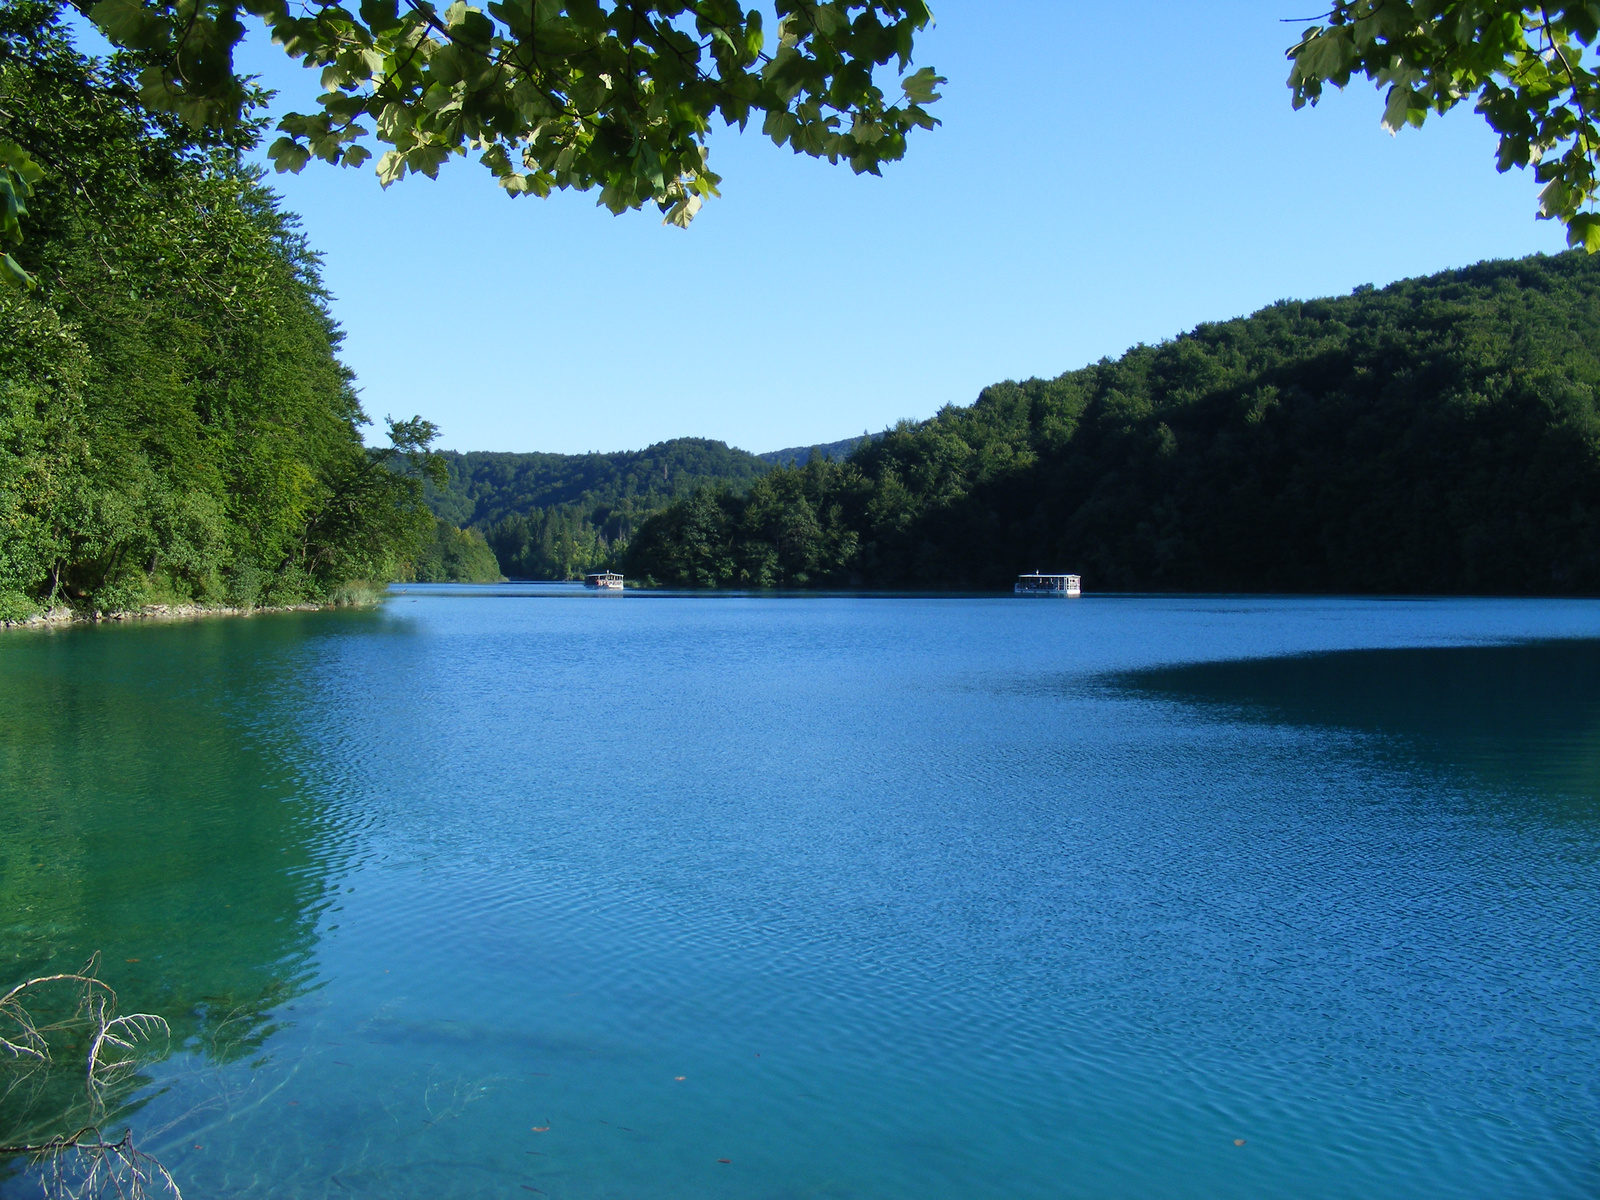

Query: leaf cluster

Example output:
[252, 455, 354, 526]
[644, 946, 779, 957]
[0, 141, 43, 287]
[1287, 2, 1600, 248]
[80, 0, 943, 224]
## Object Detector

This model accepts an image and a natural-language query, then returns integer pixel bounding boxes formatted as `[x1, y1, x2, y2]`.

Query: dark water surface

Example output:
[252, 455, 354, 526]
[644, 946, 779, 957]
[3, 590, 1600, 1198]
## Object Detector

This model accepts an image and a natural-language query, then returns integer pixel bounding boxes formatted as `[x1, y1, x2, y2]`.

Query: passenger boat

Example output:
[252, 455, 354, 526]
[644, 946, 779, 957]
[583, 571, 625, 590]
[1014, 572, 1080, 597]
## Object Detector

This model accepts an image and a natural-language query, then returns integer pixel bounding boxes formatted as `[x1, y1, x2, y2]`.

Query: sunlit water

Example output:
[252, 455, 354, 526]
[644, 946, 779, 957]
[4, 589, 1600, 1199]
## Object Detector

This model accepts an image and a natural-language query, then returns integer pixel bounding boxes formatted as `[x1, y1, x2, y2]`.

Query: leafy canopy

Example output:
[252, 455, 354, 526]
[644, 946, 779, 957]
[79, 0, 943, 225]
[0, 141, 42, 288]
[1288, 2, 1600, 250]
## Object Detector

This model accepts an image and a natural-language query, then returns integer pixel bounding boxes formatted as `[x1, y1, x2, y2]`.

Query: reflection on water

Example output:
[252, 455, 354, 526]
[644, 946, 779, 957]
[4, 596, 1600, 1200]
[1112, 639, 1600, 811]
[0, 614, 360, 1166]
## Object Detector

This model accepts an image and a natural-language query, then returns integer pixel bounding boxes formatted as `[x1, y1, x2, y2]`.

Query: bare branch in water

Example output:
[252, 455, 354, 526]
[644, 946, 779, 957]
[3, 1128, 183, 1200]
[1, 957, 180, 1199]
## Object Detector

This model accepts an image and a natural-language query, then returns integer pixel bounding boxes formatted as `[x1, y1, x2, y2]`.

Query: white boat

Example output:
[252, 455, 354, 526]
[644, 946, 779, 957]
[583, 571, 624, 590]
[1014, 572, 1080, 597]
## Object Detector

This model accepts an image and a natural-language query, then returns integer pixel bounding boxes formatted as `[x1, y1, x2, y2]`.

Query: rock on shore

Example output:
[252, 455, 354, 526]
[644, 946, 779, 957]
[0, 602, 329, 631]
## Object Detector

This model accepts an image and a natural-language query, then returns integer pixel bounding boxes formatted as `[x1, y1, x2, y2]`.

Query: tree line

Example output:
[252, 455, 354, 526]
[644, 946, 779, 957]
[626, 252, 1600, 593]
[0, 1, 439, 620]
[420, 439, 774, 580]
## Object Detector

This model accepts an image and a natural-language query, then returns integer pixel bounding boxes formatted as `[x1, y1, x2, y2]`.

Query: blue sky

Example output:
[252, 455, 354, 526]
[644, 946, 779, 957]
[216, 2, 1569, 454]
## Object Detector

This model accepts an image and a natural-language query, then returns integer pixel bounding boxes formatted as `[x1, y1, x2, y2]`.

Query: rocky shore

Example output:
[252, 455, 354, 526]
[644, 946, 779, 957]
[0, 601, 332, 631]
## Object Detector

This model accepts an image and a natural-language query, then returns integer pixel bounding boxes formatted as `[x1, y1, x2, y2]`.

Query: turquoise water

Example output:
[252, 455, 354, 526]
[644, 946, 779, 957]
[3, 590, 1600, 1198]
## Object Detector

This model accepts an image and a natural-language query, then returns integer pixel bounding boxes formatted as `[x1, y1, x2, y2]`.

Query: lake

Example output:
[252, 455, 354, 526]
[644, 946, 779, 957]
[3, 589, 1600, 1199]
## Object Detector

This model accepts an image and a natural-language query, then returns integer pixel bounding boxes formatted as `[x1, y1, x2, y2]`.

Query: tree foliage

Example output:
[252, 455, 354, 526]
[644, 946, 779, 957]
[624, 451, 859, 585]
[406, 517, 505, 580]
[428, 437, 769, 525]
[628, 252, 1600, 593]
[481, 502, 622, 577]
[758, 433, 870, 466]
[0, 1, 439, 616]
[75, 0, 942, 225]
[421, 438, 771, 578]
[0, 139, 42, 287]
[1289, 2, 1600, 249]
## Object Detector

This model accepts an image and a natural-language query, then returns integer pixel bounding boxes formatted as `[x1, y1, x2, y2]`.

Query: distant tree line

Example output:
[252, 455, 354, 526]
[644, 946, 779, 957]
[427, 441, 770, 526]
[758, 435, 875, 468]
[406, 520, 504, 584]
[0, 2, 438, 620]
[422, 440, 775, 580]
[626, 253, 1600, 593]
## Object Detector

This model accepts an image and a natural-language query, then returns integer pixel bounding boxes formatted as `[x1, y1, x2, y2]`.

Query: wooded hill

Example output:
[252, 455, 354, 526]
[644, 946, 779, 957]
[426, 439, 770, 527]
[625, 252, 1600, 593]
[421, 437, 889, 581]
[759, 436, 872, 468]
[422, 439, 768, 580]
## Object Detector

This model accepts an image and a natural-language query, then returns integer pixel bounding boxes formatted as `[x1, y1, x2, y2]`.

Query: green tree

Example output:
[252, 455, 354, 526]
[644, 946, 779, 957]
[0, 1, 440, 614]
[628, 251, 1600, 595]
[408, 517, 505, 580]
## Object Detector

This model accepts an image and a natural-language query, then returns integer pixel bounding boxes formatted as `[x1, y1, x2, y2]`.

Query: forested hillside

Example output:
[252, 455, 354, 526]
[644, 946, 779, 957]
[428, 439, 769, 526]
[425, 439, 769, 579]
[759, 436, 872, 468]
[627, 253, 1600, 593]
[0, 3, 437, 619]
[410, 520, 504, 584]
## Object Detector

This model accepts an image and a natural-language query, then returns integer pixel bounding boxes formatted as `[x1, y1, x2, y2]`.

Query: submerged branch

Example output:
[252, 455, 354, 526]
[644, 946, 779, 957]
[1, 959, 180, 1199]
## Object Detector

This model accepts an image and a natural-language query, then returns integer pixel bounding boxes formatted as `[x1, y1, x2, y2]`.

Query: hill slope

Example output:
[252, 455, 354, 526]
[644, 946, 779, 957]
[421, 438, 772, 580]
[759, 436, 873, 468]
[426, 438, 770, 527]
[625, 252, 1600, 593]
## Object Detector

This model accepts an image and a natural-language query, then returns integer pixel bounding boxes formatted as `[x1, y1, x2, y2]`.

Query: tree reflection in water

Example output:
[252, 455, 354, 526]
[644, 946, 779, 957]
[1110, 638, 1600, 815]
[0, 614, 369, 1196]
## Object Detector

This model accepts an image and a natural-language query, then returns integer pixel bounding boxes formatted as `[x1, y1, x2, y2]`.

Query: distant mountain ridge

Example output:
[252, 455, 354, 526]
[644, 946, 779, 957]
[420, 434, 892, 582]
[425, 438, 773, 529]
[424, 433, 880, 530]
[759, 435, 874, 467]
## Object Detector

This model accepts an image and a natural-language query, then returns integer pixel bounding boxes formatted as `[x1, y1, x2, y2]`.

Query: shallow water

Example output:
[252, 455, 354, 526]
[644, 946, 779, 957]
[3, 590, 1600, 1199]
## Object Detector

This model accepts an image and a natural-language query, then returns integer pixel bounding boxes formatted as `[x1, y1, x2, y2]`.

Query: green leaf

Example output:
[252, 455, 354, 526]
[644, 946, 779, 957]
[374, 149, 408, 185]
[1567, 211, 1600, 253]
[744, 8, 763, 58]
[0, 143, 44, 186]
[1381, 85, 1415, 133]
[901, 67, 943, 105]
[267, 137, 313, 173]
[0, 251, 34, 290]
[89, 0, 167, 50]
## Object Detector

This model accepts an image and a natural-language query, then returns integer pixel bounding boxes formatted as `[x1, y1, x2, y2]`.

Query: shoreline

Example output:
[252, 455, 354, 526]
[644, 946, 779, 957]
[0, 601, 340, 632]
